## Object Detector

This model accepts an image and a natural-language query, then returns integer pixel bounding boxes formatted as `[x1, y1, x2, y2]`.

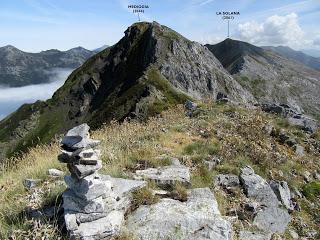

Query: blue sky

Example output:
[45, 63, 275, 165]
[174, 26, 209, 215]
[0, 0, 319, 52]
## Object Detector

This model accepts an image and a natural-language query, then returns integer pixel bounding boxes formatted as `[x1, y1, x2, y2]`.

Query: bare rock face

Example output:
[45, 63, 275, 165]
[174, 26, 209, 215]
[126, 188, 232, 240]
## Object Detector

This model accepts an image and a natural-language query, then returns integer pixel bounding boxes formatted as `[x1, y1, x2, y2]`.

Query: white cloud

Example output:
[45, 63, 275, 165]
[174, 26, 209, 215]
[236, 13, 315, 49]
[0, 68, 72, 120]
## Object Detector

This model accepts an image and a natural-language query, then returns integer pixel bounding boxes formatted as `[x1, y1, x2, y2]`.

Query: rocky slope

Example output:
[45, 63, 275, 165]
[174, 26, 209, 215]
[263, 45, 320, 71]
[0, 22, 254, 160]
[206, 39, 320, 116]
[1, 103, 319, 239]
[0, 45, 95, 87]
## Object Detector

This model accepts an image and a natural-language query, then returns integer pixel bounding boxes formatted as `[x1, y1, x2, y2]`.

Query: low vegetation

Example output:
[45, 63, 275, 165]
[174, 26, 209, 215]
[0, 102, 319, 239]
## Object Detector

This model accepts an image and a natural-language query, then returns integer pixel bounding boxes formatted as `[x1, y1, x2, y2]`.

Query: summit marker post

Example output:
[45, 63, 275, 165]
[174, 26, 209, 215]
[128, 4, 149, 22]
[216, 11, 240, 38]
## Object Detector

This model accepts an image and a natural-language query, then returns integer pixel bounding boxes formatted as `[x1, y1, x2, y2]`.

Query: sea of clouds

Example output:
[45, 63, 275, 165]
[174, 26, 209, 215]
[0, 68, 73, 120]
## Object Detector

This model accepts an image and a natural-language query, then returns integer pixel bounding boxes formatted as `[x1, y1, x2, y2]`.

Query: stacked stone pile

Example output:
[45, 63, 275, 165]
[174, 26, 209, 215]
[58, 124, 145, 239]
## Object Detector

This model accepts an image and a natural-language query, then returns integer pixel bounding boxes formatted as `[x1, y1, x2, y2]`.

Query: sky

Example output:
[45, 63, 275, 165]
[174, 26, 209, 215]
[0, 0, 319, 52]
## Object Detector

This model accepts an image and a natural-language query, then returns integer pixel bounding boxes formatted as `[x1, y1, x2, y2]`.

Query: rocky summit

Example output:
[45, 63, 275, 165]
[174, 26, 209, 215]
[0, 21, 254, 161]
[206, 38, 320, 117]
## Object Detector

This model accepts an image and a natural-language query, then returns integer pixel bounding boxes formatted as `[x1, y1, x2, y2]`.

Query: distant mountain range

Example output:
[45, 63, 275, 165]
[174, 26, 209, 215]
[262, 45, 320, 71]
[206, 39, 320, 115]
[0, 45, 108, 87]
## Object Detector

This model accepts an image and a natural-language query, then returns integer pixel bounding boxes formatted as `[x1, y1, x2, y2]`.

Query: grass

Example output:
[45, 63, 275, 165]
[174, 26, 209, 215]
[0, 102, 319, 238]
[302, 182, 320, 201]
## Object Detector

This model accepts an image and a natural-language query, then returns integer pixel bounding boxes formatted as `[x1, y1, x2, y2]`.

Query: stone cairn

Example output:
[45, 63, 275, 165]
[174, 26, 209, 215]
[58, 124, 125, 239]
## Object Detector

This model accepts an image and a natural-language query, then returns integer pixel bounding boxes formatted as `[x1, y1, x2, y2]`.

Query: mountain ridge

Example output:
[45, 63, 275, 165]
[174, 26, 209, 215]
[262, 45, 320, 71]
[0, 45, 104, 87]
[206, 39, 320, 116]
[0, 21, 254, 160]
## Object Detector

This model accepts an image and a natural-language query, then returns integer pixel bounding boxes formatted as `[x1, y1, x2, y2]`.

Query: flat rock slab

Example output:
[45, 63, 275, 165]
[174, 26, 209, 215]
[240, 166, 279, 207]
[65, 174, 111, 201]
[68, 160, 102, 179]
[69, 210, 124, 240]
[134, 165, 190, 187]
[253, 207, 291, 234]
[239, 231, 271, 240]
[126, 188, 231, 240]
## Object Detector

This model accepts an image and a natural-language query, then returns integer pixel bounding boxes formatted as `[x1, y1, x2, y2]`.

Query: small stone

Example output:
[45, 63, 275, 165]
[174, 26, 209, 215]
[75, 212, 108, 223]
[303, 171, 312, 182]
[295, 145, 305, 156]
[214, 174, 240, 188]
[184, 100, 197, 111]
[204, 156, 221, 170]
[68, 160, 102, 179]
[48, 168, 63, 177]
[23, 179, 41, 190]
[65, 212, 78, 231]
[289, 229, 299, 239]
[65, 123, 90, 138]
[313, 171, 320, 180]
[264, 124, 274, 135]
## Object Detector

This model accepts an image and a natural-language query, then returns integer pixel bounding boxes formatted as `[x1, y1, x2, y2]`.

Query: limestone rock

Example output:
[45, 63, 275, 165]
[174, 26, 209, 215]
[270, 180, 294, 211]
[23, 179, 41, 190]
[253, 207, 291, 233]
[240, 166, 279, 207]
[295, 145, 305, 156]
[214, 174, 240, 188]
[63, 190, 105, 214]
[48, 168, 63, 177]
[68, 160, 102, 179]
[126, 188, 231, 240]
[64, 174, 111, 201]
[70, 210, 124, 240]
[239, 231, 272, 240]
[134, 165, 190, 187]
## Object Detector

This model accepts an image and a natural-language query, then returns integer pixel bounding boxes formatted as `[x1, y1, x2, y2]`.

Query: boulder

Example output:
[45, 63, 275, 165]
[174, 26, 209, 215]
[126, 188, 231, 240]
[214, 174, 240, 188]
[134, 165, 190, 187]
[270, 180, 294, 211]
[239, 231, 271, 240]
[253, 207, 291, 233]
[240, 166, 279, 207]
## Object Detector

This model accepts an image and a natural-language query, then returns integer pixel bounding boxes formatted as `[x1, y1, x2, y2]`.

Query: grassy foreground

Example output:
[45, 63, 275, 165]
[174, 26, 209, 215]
[0, 102, 319, 239]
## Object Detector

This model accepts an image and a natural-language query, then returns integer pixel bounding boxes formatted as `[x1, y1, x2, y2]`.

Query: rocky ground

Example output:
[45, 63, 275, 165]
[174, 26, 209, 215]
[0, 101, 319, 239]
